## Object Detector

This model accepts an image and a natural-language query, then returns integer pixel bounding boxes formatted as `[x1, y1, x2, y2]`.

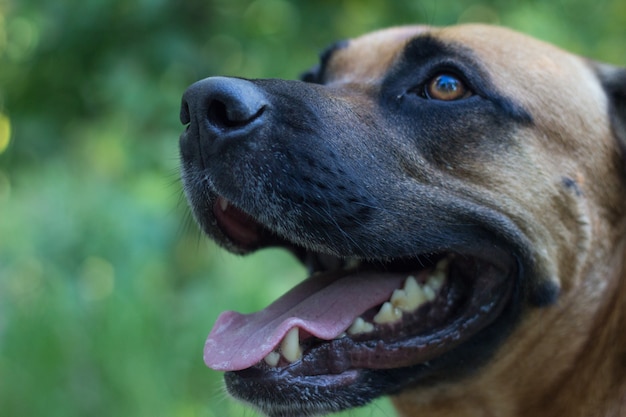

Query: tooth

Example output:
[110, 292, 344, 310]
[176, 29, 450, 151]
[390, 288, 409, 309]
[426, 258, 449, 293]
[219, 198, 229, 211]
[348, 317, 374, 335]
[264, 351, 280, 367]
[405, 275, 422, 293]
[392, 276, 428, 312]
[280, 328, 302, 363]
[427, 272, 445, 292]
[423, 285, 437, 301]
[373, 302, 402, 324]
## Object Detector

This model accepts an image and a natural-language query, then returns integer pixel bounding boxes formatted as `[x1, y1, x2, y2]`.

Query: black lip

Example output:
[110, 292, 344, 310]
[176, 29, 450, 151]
[224, 368, 367, 417]
[223, 256, 519, 417]
[189, 191, 523, 416]
[208, 224, 518, 414]
[178, 73, 548, 417]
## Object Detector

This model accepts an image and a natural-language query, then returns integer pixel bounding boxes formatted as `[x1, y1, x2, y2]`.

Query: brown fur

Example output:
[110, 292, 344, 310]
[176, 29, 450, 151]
[180, 24, 626, 417]
[324, 25, 626, 417]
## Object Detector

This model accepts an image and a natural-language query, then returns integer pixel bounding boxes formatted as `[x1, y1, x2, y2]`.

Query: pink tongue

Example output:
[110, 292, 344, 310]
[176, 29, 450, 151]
[204, 270, 409, 371]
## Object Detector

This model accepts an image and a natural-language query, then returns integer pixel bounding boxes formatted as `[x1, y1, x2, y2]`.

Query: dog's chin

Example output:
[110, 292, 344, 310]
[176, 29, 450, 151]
[198, 195, 520, 417]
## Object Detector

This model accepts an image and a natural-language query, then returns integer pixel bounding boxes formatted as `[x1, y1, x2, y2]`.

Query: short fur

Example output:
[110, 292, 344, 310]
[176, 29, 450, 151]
[179, 25, 626, 417]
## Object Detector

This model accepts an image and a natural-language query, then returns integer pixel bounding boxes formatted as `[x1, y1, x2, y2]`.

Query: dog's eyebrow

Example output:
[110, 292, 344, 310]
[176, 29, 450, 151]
[300, 40, 348, 84]
[395, 34, 533, 124]
[401, 34, 476, 68]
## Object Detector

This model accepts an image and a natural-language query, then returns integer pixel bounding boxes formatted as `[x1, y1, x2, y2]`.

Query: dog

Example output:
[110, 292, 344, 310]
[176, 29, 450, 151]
[178, 24, 626, 417]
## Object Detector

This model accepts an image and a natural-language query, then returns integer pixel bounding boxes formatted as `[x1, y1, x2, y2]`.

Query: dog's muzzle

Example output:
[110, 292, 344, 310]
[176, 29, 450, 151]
[179, 75, 529, 417]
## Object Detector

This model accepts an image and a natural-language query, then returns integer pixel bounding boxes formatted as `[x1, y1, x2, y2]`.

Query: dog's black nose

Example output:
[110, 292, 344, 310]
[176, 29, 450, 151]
[180, 76, 267, 134]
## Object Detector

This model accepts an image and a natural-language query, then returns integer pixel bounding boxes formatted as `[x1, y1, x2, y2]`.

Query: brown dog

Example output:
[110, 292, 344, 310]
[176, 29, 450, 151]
[178, 24, 626, 417]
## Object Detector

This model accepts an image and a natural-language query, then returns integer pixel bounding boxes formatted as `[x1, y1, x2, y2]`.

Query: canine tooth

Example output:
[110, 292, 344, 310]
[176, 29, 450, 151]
[373, 302, 402, 324]
[264, 351, 280, 367]
[280, 328, 302, 363]
[348, 317, 374, 335]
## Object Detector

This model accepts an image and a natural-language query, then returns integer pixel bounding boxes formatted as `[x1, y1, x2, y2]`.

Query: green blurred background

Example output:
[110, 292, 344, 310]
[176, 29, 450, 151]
[0, 1, 624, 416]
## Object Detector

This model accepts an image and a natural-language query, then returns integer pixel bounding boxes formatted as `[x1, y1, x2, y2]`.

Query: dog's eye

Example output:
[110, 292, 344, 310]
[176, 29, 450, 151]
[424, 74, 471, 101]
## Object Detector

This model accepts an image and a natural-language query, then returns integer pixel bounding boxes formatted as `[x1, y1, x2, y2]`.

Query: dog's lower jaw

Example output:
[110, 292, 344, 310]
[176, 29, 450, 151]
[191, 186, 526, 416]
[225, 370, 367, 417]
[215, 255, 519, 417]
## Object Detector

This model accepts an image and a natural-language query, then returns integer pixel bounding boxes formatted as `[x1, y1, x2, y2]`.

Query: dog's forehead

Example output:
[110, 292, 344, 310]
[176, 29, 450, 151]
[328, 24, 608, 137]
[438, 25, 608, 132]
[328, 24, 593, 86]
[436, 24, 586, 80]
[324, 25, 430, 84]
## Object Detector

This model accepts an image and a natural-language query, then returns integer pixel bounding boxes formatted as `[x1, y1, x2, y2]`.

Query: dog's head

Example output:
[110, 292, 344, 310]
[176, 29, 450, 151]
[179, 25, 626, 417]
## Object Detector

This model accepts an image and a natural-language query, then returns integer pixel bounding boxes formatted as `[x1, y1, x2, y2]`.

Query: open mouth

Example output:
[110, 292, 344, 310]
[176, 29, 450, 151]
[204, 195, 516, 399]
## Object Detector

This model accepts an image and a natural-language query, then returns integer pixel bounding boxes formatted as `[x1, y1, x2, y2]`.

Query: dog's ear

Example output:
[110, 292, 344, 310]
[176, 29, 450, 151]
[595, 63, 626, 161]
[300, 40, 348, 84]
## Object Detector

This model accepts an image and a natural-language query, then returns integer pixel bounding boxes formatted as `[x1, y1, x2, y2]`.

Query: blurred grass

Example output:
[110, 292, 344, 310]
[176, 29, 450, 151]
[0, 1, 624, 416]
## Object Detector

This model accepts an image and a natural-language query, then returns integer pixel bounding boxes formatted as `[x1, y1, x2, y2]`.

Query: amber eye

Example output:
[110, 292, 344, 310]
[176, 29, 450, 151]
[425, 73, 471, 101]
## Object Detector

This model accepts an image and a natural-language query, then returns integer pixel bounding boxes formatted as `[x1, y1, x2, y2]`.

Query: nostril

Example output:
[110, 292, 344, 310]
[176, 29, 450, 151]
[180, 100, 191, 125]
[207, 100, 232, 129]
[181, 77, 268, 134]
[207, 98, 265, 130]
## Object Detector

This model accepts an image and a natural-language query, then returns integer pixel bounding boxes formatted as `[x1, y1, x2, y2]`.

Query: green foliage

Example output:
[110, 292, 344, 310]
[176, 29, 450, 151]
[0, 1, 624, 416]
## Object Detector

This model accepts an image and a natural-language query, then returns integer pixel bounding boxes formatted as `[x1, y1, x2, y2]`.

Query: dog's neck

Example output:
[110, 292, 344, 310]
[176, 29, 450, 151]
[527, 175, 626, 417]
[527, 234, 626, 417]
[532, 235, 626, 417]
